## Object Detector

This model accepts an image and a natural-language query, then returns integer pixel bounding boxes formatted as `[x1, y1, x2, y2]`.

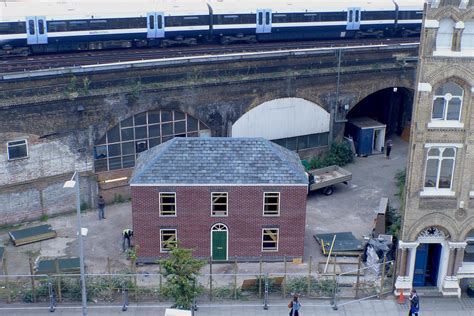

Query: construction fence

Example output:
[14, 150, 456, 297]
[0, 258, 395, 311]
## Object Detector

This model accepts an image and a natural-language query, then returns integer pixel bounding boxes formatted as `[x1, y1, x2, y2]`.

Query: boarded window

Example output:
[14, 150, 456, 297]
[263, 192, 280, 216]
[160, 229, 177, 252]
[160, 193, 176, 216]
[212, 192, 228, 216]
[262, 228, 279, 251]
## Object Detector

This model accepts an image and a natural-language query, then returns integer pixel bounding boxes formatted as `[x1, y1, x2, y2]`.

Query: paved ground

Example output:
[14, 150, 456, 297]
[1, 296, 473, 315]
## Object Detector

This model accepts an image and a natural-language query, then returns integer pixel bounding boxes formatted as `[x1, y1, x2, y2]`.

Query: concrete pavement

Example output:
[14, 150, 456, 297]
[1, 296, 473, 315]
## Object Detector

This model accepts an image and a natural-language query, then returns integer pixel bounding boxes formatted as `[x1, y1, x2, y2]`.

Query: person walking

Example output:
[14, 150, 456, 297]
[122, 228, 133, 252]
[288, 294, 301, 316]
[408, 288, 420, 316]
[98, 195, 106, 220]
[385, 139, 393, 159]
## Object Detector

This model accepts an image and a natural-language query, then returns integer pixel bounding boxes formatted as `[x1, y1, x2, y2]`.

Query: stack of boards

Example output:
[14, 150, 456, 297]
[9, 224, 57, 246]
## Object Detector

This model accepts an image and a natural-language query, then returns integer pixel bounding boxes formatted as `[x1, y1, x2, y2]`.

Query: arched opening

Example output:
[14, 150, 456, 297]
[94, 110, 210, 172]
[461, 20, 474, 52]
[345, 87, 413, 156]
[232, 98, 330, 154]
[436, 18, 455, 51]
[211, 223, 228, 261]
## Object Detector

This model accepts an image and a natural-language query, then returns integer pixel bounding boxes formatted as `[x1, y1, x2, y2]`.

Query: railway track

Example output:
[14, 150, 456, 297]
[0, 37, 419, 74]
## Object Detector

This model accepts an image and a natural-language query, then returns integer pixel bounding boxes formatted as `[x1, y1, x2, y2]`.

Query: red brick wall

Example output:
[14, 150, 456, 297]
[131, 186, 307, 261]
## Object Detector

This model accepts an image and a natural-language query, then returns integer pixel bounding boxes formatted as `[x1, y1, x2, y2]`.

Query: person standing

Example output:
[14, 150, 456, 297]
[385, 139, 393, 159]
[288, 294, 301, 316]
[122, 228, 133, 252]
[98, 195, 106, 220]
[409, 288, 419, 316]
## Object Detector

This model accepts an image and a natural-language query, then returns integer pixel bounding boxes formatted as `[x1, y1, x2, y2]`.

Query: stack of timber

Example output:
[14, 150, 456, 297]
[9, 225, 57, 246]
[314, 232, 364, 256]
[36, 257, 81, 274]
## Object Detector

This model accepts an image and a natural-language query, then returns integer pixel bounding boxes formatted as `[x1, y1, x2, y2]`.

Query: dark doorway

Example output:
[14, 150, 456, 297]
[413, 243, 442, 287]
[346, 87, 413, 137]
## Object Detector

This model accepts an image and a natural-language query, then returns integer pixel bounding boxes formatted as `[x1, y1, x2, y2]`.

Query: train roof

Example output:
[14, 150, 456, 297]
[0, 0, 210, 21]
[207, 0, 423, 13]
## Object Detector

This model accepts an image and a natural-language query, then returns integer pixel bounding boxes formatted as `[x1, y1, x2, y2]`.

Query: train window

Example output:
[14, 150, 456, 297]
[165, 15, 209, 27]
[258, 12, 263, 25]
[321, 12, 346, 22]
[224, 15, 238, 19]
[157, 15, 163, 29]
[149, 15, 155, 29]
[214, 14, 255, 25]
[38, 19, 45, 34]
[47, 21, 67, 32]
[69, 20, 88, 31]
[0, 22, 26, 34]
[355, 11, 359, 23]
[265, 12, 270, 24]
[398, 11, 421, 20]
[28, 20, 35, 35]
[89, 20, 108, 30]
[348, 12, 353, 23]
[361, 11, 395, 20]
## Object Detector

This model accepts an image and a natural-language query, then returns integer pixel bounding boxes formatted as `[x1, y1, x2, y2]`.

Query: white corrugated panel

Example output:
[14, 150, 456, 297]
[232, 97, 330, 140]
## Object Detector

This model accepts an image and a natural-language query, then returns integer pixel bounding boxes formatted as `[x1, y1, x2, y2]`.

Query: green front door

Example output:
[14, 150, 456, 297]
[212, 231, 227, 261]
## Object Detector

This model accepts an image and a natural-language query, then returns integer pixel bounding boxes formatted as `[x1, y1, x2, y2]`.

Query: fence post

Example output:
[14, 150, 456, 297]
[307, 255, 312, 296]
[355, 255, 362, 299]
[283, 255, 287, 298]
[379, 254, 387, 298]
[332, 256, 338, 310]
[263, 272, 269, 310]
[131, 257, 137, 302]
[259, 255, 263, 299]
[48, 280, 56, 312]
[54, 258, 62, 302]
[159, 263, 163, 293]
[29, 256, 36, 303]
[107, 257, 113, 300]
[209, 257, 213, 301]
[3, 250, 10, 304]
[121, 283, 129, 311]
[233, 256, 237, 300]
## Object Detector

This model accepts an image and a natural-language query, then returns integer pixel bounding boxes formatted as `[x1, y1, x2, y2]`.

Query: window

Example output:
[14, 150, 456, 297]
[0, 22, 26, 34]
[47, 21, 67, 32]
[263, 192, 280, 216]
[212, 192, 228, 216]
[28, 20, 35, 35]
[461, 20, 474, 51]
[424, 147, 455, 190]
[7, 140, 28, 160]
[464, 230, 474, 263]
[436, 18, 455, 51]
[271, 132, 329, 152]
[431, 82, 464, 121]
[160, 193, 176, 216]
[262, 228, 279, 251]
[160, 229, 177, 252]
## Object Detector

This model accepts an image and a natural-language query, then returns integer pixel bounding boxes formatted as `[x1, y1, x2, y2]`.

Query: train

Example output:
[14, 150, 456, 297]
[0, 0, 423, 56]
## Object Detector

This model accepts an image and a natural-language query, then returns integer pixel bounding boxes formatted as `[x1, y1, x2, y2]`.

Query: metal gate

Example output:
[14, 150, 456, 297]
[346, 8, 361, 30]
[147, 12, 165, 38]
[256, 9, 272, 33]
[26, 16, 48, 44]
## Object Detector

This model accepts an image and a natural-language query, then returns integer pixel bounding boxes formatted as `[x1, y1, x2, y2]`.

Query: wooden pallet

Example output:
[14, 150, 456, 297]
[9, 224, 57, 246]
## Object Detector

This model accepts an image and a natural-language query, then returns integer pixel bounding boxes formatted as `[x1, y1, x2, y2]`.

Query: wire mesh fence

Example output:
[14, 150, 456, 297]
[0, 259, 395, 311]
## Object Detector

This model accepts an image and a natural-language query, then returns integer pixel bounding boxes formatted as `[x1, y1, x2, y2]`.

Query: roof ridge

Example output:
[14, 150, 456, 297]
[267, 141, 307, 183]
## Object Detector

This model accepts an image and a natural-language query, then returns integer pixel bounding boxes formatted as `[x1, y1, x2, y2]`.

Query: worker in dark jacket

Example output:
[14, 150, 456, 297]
[122, 229, 133, 252]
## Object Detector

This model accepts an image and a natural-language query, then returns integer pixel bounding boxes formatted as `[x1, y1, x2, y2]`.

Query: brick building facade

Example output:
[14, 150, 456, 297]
[395, 0, 473, 297]
[130, 137, 308, 262]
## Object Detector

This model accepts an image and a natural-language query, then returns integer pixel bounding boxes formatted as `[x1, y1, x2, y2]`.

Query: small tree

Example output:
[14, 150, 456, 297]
[158, 245, 205, 310]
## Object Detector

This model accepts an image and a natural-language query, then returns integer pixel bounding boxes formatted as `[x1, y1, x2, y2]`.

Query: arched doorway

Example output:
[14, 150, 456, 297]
[413, 227, 450, 287]
[211, 223, 228, 261]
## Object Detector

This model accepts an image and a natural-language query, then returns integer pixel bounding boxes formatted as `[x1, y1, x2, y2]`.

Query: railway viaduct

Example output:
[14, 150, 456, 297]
[0, 43, 418, 224]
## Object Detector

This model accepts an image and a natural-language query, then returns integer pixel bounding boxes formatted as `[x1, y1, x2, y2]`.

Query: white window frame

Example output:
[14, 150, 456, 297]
[159, 192, 177, 217]
[263, 192, 280, 216]
[428, 84, 464, 128]
[435, 18, 455, 52]
[421, 146, 456, 196]
[7, 139, 28, 161]
[211, 192, 228, 217]
[160, 228, 177, 252]
[261, 228, 279, 252]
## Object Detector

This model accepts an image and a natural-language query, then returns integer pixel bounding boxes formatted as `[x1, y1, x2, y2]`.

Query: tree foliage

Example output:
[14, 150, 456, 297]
[158, 246, 205, 310]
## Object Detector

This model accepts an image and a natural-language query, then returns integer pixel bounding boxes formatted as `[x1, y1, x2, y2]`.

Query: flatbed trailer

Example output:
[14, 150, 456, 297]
[308, 165, 352, 195]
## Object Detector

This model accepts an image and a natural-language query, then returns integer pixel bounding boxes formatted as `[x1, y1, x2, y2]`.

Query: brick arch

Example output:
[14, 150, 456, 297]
[431, 7, 464, 22]
[458, 218, 474, 240]
[405, 212, 458, 241]
[346, 84, 414, 113]
[425, 66, 474, 88]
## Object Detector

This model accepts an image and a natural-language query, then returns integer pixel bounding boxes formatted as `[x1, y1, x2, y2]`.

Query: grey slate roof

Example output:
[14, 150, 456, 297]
[130, 137, 308, 185]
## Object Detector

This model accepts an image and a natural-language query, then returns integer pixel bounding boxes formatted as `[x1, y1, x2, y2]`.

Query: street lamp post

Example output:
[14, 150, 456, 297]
[64, 171, 87, 316]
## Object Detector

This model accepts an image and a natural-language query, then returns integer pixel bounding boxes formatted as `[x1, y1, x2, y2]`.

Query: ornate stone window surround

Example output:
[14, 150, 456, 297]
[428, 17, 472, 57]
[420, 143, 462, 197]
[428, 82, 464, 129]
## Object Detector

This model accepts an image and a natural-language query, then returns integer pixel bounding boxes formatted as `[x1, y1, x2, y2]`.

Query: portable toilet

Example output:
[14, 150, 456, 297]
[345, 117, 386, 156]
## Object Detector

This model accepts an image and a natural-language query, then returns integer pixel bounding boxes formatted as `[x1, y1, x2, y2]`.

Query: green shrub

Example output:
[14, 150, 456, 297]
[80, 202, 89, 211]
[113, 194, 125, 204]
[39, 214, 49, 222]
[285, 276, 334, 297]
[307, 141, 354, 170]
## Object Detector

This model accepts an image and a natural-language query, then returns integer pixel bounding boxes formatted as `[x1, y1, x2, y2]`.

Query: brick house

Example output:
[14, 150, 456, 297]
[130, 137, 308, 263]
